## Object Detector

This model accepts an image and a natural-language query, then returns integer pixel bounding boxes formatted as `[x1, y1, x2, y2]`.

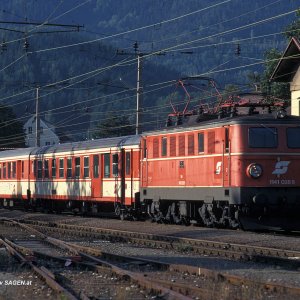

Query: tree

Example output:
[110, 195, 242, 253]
[0, 105, 25, 148]
[256, 10, 300, 104]
[283, 9, 300, 40]
[92, 113, 135, 139]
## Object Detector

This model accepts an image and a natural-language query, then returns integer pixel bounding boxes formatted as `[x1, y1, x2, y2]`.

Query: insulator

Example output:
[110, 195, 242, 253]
[133, 41, 138, 53]
[24, 38, 29, 51]
[1, 40, 7, 52]
[235, 43, 241, 56]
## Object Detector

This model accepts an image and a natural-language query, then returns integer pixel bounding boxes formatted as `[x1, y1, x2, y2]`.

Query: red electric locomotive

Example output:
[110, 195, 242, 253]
[140, 108, 300, 230]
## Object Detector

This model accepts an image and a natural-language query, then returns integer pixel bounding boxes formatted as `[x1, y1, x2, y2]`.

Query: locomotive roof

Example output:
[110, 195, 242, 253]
[144, 113, 300, 136]
[0, 135, 141, 159]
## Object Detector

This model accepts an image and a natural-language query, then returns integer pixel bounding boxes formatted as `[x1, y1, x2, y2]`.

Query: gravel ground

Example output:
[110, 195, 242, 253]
[0, 249, 58, 300]
[1, 209, 300, 300]
[1, 209, 299, 252]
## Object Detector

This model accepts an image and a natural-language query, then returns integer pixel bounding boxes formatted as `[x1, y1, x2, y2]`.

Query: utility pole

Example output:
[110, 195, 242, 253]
[35, 87, 40, 147]
[136, 52, 142, 135]
[117, 41, 144, 135]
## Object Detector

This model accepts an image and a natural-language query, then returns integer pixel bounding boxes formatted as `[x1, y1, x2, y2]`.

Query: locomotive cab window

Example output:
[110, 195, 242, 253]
[287, 128, 300, 148]
[248, 127, 278, 148]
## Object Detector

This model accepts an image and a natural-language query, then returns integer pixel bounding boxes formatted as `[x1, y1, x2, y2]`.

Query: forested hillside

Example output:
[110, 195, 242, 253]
[0, 0, 298, 140]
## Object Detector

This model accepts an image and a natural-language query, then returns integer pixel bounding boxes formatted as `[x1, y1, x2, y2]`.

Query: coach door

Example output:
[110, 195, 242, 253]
[16, 160, 22, 197]
[91, 154, 101, 198]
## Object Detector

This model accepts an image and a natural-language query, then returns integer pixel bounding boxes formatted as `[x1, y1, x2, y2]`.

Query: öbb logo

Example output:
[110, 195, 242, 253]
[272, 161, 290, 175]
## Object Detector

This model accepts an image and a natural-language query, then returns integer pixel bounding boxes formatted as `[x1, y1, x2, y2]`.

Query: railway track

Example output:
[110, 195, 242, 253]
[7, 218, 300, 268]
[1, 217, 300, 299]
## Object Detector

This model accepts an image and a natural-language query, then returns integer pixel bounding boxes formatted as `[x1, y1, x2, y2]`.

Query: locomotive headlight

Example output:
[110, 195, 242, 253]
[247, 163, 263, 179]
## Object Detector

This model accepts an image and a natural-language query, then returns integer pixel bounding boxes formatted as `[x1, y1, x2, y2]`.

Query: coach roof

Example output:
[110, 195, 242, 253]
[0, 135, 141, 159]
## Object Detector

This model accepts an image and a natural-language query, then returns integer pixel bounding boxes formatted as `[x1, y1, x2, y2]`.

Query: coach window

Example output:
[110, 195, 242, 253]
[112, 154, 119, 177]
[67, 158, 72, 178]
[84, 157, 89, 178]
[126, 152, 131, 175]
[12, 162, 16, 178]
[161, 137, 167, 156]
[3, 163, 6, 178]
[287, 128, 300, 148]
[37, 160, 42, 179]
[52, 159, 56, 178]
[249, 127, 277, 148]
[198, 133, 204, 153]
[59, 158, 64, 178]
[93, 155, 99, 178]
[0, 164, 1, 179]
[44, 160, 49, 178]
[8, 162, 11, 178]
[104, 154, 110, 178]
[75, 157, 80, 178]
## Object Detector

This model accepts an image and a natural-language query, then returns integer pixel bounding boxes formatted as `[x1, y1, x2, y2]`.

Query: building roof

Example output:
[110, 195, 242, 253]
[270, 37, 300, 82]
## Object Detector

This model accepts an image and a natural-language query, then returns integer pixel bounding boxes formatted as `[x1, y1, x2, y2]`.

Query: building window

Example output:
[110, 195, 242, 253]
[67, 158, 72, 178]
[44, 160, 49, 178]
[198, 133, 204, 153]
[52, 159, 56, 178]
[84, 157, 89, 178]
[75, 157, 80, 178]
[40, 127, 43, 134]
[28, 127, 32, 134]
[126, 152, 131, 175]
[93, 155, 99, 178]
[45, 141, 50, 146]
[59, 158, 64, 178]
[161, 137, 167, 156]
[104, 154, 110, 178]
